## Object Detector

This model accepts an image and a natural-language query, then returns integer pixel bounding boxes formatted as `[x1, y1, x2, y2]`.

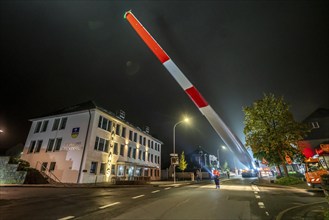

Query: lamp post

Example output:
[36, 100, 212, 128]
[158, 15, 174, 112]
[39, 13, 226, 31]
[172, 117, 189, 184]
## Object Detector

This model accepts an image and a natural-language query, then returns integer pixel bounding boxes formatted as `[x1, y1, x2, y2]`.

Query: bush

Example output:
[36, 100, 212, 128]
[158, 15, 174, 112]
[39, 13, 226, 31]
[275, 176, 304, 185]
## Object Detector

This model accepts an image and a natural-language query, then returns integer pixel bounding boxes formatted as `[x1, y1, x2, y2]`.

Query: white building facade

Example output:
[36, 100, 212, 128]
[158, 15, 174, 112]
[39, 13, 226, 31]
[21, 101, 162, 183]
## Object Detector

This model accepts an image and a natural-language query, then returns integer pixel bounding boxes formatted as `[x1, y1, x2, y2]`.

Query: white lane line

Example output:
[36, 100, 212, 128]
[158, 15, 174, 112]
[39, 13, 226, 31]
[99, 202, 120, 209]
[265, 211, 269, 216]
[164, 187, 171, 190]
[132, 194, 145, 199]
[255, 195, 261, 199]
[152, 190, 160, 193]
[258, 202, 265, 208]
[58, 216, 75, 220]
[254, 191, 258, 194]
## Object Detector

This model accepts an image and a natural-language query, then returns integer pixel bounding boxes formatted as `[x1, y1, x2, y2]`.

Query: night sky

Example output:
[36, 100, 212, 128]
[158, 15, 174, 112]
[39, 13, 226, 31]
[1, 1, 328, 168]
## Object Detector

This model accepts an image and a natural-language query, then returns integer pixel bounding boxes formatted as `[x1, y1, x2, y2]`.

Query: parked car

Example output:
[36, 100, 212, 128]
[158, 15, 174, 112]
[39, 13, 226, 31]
[242, 169, 258, 177]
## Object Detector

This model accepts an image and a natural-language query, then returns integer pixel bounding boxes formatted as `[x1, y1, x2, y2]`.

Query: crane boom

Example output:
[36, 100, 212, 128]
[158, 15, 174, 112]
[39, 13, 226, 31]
[124, 11, 255, 169]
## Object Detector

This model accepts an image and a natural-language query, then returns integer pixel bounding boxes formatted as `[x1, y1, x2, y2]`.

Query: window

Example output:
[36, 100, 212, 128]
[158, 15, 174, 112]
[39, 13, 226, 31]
[52, 119, 60, 131]
[129, 130, 133, 141]
[94, 136, 110, 153]
[143, 137, 146, 146]
[46, 139, 55, 152]
[120, 144, 124, 156]
[132, 148, 136, 159]
[117, 165, 124, 176]
[98, 116, 112, 131]
[113, 142, 118, 155]
[90, 162, 98, 174]
[99, 138, 105, 151]
[41, 120, 49, 132]
[128, 147, 132, 158]
[116, 124, 121, 135]
[100, 163, 106, 175]
[121, 127, 126, 138]
[59, 118, 67, 130]
[139, 135, 142, 144]
[41, 162, 48, 172]
[49, 162, 56, 171]
[148, 153, 150, 161]
[34, 140, 43, 153]
[142, 151, 145, 161]
[54, 138, 62, 151]
[311, 122, 320, 129]
[34, 121, 42, 133]
[133, 133, 137, 142]
[111, 164, 116, 175]
[94, 137, 99, 150]
[151, 154, 153, 163]
[151, 141, 154, 149]
[138, 150, 142, 160]
[148, 139, 150, 147]
[28, 141, 36, 153]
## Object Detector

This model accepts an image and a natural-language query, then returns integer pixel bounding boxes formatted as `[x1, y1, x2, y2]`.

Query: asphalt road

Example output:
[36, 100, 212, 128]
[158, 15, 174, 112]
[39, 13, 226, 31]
[0, 178, 327, 220]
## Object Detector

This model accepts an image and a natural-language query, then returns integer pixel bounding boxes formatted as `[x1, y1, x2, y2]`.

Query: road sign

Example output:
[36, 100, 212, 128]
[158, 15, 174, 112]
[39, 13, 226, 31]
[170, 153, 178, 157]
[171, 156, 179, 165]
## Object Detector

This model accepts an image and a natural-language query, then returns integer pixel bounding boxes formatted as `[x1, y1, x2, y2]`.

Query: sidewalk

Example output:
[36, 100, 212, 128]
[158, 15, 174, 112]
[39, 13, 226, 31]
[252, 176, 322, 191]
[0, 177, 229, 188]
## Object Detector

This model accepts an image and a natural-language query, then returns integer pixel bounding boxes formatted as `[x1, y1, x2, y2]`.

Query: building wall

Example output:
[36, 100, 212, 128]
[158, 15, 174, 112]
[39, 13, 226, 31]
[21, 108, 162, 184]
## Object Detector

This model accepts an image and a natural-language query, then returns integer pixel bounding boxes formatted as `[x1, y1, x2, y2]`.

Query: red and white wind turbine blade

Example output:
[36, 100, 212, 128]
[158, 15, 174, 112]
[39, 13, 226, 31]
[124, 11, 254, 169]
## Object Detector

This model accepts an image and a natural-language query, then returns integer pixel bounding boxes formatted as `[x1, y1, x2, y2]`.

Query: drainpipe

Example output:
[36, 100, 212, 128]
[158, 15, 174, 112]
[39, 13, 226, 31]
[77, 110, 92, 183]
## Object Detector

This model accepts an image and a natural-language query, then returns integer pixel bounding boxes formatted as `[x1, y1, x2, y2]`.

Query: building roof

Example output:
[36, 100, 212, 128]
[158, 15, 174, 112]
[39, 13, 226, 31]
[30, 100, 163, 144]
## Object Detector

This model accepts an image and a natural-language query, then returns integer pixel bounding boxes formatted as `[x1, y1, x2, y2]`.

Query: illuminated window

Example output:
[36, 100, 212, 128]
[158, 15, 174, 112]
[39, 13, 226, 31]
[117, 165, 125, 176]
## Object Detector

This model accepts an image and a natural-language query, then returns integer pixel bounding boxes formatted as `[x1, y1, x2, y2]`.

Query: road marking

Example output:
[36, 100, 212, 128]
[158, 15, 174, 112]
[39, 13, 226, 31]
[254, 191, 258, 194]
[99, 202, 120, 209]
[275, 201, 327, 220]
[255, 195, 261, 199]
[152, 190, 160, 193]
[265, 211, 269, 216]
[132, 194, 145, 199]
[58, 216, 75, 220]
[258, 202, 265, 208]
[164, 187, 171, 190]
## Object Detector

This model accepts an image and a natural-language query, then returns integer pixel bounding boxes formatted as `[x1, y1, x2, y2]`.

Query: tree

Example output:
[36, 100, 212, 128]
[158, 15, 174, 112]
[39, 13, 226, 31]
[243, 93, 309, 177]
[178, 151, 188, 179]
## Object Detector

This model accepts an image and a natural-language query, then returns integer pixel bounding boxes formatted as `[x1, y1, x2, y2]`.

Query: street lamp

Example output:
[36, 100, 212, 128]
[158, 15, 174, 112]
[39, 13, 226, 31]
[172, 117, 189, 184]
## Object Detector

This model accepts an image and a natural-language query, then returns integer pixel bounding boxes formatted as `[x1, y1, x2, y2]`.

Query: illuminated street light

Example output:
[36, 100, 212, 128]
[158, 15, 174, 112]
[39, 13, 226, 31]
[172, 117, 189, 184]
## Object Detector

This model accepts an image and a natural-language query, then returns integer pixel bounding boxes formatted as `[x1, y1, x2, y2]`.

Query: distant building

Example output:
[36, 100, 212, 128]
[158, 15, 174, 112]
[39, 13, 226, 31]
[21, 101, 162, 183]
[299, 108, 329, 157]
